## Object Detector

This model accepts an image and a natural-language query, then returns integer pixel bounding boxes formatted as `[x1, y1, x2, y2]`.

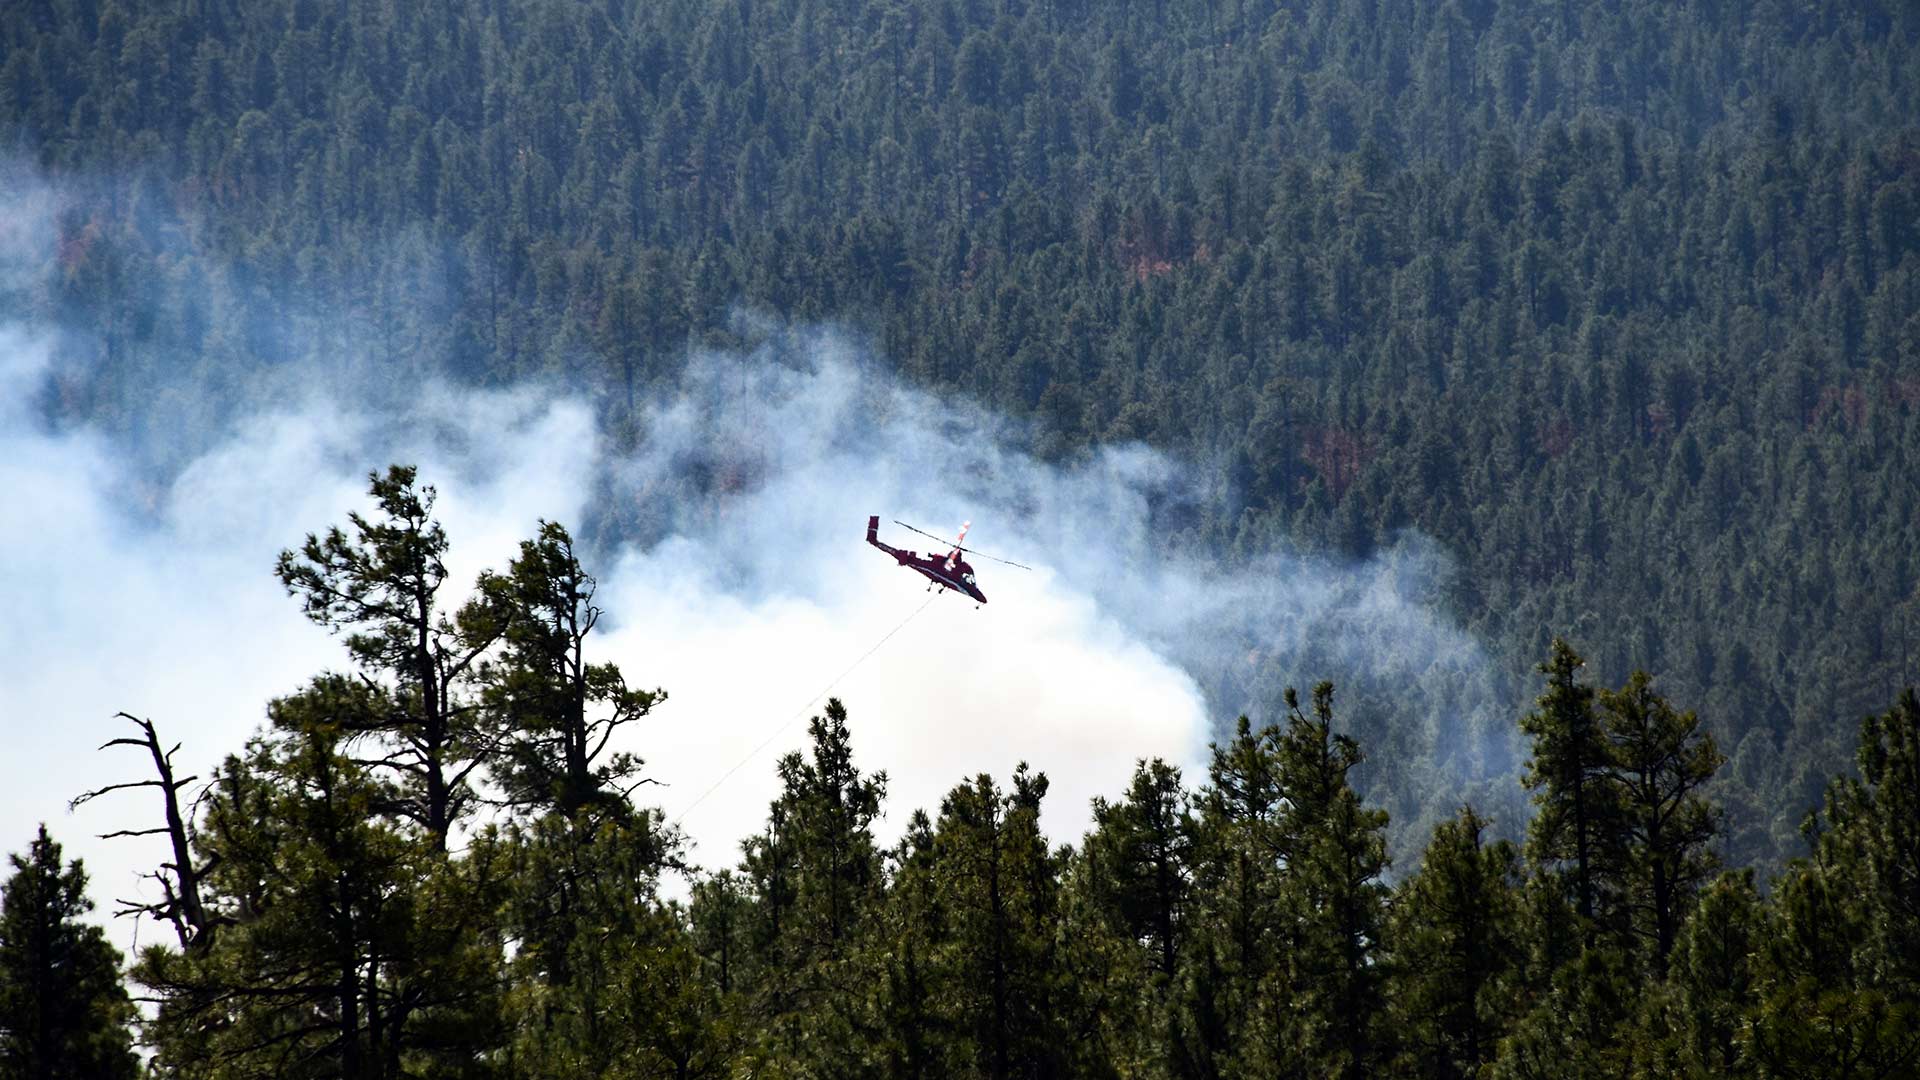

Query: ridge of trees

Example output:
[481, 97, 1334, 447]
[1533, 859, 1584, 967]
[23, 468, 1918, 1077]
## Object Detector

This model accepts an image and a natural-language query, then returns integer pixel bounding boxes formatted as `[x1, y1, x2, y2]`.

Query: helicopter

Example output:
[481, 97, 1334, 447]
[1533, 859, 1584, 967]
[866, 516, 1030, 605]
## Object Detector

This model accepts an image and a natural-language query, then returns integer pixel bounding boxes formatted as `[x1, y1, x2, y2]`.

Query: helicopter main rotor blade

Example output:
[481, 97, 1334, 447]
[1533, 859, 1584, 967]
[891, 521, 1034, 571]
[893, 520, 959, 547]
[960, 549, 1034, 571]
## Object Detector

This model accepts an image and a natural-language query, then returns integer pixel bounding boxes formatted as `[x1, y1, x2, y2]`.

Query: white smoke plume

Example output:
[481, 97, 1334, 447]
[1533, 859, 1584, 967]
[0, 171, 1521, 951]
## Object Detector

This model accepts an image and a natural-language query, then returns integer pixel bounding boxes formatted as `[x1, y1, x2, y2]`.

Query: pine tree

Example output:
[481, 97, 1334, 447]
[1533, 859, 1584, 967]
[1266, 683, 1392, 1079]
[867, 810, 962, 1079]
[1596, 670, 1722, 972]
[1490, 945, 1639, 1080]
[1822, 688, 1920, 992]
[735, 699, 888, 1072]
[1176, 715, 1288, 1079]
[928, 766, 1074, 1080]
[594, 907, 737, 1080]
[275, 465, 498, 848]
[0, 826, 139, 1080]
[1638, 870, 1764, 1078]
[499, 813, 689, 1079]
[1066, 758, 1195, 1074]
[1745, 689, 1920, 1076]
[469, 519, 664, 817]
[136, 726, 506, 1078]
[1082, 757, 1193, 982]
[1519, 639, 1623, 940]
[1386, 806, 1524, 1079]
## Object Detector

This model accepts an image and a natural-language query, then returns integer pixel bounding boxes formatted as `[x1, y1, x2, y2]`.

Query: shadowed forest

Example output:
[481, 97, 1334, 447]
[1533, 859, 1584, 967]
[3, 0, 1920, 1074]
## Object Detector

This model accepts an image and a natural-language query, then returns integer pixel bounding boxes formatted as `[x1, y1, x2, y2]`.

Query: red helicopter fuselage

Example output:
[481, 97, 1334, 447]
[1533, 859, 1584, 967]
[867, 516, 987, 604]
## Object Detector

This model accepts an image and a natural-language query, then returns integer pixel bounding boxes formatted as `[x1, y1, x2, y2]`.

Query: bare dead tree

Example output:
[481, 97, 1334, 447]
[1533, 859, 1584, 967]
[70, 712, 224, 952]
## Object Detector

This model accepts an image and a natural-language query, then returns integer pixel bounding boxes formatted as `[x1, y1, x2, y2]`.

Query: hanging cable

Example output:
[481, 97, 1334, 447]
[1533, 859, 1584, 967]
[671, 592, 938, 826]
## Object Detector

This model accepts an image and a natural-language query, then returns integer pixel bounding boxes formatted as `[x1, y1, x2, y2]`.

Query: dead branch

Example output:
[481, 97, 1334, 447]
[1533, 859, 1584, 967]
[75, 712, 224, 952]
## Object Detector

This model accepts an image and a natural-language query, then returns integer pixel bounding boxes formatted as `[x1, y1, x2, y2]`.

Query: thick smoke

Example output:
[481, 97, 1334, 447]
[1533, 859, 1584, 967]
[593, 330, 1524, 868]
[1, 172, 1521, 944]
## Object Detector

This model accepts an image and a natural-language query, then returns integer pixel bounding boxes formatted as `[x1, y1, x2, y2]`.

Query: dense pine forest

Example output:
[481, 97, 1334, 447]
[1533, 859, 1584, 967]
[3, 0, 1920, 1073]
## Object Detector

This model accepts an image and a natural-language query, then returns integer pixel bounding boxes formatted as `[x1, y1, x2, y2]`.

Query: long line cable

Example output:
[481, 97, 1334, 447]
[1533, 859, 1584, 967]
[671, 592, 938, 826]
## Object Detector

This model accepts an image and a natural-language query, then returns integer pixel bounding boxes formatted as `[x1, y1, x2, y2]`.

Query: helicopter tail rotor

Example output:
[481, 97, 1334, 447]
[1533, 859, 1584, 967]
[947, 520, 971, 570]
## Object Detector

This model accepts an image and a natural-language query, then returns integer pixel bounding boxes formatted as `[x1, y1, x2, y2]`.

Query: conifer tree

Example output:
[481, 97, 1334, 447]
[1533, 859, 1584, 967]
[689, 870, 750, 999]
[593, 907, 737, 1080]
[1638, 870, 1764, 1078]
[469, 519, 665, 817]
[136, 725, 506, 1078]
[1070, 757, 1195, 1074]
[0, 826, 139, 1080]
[1596, 671, 1723, 972]
[1491, 946, 1640, 1080]
[928, 766, 1074, 1080]
[1821, 688, 1920, 992]
[736, 699, 888, 1072]
[867, 810, 962, 1079]
[500, 814, 688, 1079]
[1746, 690, 1920, 1076]
[1083, 757, 1193, 981]
[275, 465, 498, 849]
[1386, 806, 1524, 1079]
[1176, 715, 1288, 1078]
[1519, 639, 1623, 939]
[1263, 683, 1392, 1079]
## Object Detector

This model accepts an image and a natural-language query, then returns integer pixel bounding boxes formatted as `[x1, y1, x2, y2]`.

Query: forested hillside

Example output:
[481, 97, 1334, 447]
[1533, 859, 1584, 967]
[7, 0, 1920, 863]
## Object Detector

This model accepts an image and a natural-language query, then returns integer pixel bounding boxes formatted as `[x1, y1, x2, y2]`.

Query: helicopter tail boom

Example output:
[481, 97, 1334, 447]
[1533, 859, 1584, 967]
[866, 515, 908, 562]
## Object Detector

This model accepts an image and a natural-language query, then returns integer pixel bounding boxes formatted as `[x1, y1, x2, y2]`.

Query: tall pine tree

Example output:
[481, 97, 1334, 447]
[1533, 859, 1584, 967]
[1519, 640, 1623, 941]
[1596, 671, 1722, 972]
[0, 826, 139, 1080]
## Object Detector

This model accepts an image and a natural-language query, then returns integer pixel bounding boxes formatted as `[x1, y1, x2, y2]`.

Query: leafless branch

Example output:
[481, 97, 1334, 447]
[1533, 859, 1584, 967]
[77, 712, 220, 951]
[97, 826, 173, 840]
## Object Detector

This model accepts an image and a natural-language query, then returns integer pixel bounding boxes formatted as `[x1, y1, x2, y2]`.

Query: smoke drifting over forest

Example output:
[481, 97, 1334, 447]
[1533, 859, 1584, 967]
[1, 170, 1520, 928]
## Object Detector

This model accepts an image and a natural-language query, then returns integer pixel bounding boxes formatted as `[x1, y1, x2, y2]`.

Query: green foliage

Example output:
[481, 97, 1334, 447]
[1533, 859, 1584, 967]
[469, 520, 665, 817]
[1500, 642, 1738, 1074]
[864, 811, 963, 1079]
[1386, 806, 1524, 1079]
[1070, 758, 1195, 1072]
[136, 726, 507, 1079]
[1173, 715, 1290, 1078]
[926, 766, 1075, 1079]
[0, 827, 139, 1080]
[731, 699, 888, 1075]
[1745, 690, 1920, 1077]
[1746, 981, 1920, 1080]
[1640, 870, 1765, 1078]
[274, 466, 495, 846]
[1519, 639, 1620, 932]
[1491, 946, 1639, 1080]
[1821, 689, 1920, 993]
[499, 815, 697, 1079]
[1081, 758, 1193, 981]
[1264, 682, 1392, 1079]
[1597, 669, 1723, 972]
